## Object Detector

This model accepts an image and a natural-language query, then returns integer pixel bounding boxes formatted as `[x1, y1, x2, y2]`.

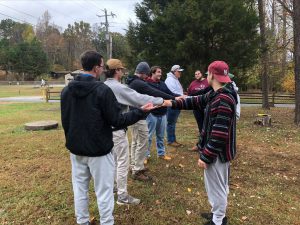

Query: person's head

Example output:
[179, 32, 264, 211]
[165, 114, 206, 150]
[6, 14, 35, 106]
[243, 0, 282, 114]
[207, 61, 231, 87]
[171, 65, 184, 78]
[135, 62, 150, 80]
[150, 66, 162, 81]
[80, 50, 104, 78]
[194, 70, 203, 80]
[105, 58, 125, 81]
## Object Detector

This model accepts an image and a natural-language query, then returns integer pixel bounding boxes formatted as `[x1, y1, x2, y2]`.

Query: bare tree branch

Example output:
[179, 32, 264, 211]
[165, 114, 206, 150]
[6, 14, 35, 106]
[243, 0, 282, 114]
[276, 0, 293, 15]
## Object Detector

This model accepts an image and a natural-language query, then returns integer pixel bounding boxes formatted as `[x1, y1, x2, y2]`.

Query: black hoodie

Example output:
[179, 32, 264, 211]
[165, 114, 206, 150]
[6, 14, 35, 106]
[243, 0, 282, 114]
[126, 75, 175, 100]
[61, 75, 146, 157]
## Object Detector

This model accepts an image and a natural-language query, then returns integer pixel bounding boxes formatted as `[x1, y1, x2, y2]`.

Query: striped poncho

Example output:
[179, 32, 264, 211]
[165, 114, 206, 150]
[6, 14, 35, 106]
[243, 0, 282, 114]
[171, 84, 237, 164]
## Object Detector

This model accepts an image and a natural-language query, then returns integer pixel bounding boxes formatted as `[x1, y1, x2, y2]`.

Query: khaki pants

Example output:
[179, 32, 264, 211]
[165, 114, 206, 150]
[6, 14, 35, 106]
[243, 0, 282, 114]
[112, 129, 129, 196]
[130, 120, 148, 173]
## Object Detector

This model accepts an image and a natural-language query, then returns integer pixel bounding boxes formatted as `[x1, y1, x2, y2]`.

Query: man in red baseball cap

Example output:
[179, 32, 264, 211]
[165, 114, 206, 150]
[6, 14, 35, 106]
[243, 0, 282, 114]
[207, 60, 232, 83]
[163, 60, 238, 225]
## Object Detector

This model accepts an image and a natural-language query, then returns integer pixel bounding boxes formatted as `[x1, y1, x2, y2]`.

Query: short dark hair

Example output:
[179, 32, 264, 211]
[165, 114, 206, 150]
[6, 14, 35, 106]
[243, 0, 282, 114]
[150, 66, 161, 76]
[80, 50, 103, 71]
[104, 65, 116, 79]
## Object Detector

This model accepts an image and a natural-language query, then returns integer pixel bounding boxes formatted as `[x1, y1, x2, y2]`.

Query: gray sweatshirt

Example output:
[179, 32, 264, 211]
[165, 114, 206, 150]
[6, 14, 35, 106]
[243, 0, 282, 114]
[104, 78, 163, 113]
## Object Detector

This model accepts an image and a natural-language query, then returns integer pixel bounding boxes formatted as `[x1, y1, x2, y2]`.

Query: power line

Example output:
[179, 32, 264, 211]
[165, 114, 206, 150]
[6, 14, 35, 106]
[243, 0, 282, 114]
[84, 0, 103, 12]
[0, 11, 35, 26]
[0, 3, 38, 19]
[38, 2, 79, 23]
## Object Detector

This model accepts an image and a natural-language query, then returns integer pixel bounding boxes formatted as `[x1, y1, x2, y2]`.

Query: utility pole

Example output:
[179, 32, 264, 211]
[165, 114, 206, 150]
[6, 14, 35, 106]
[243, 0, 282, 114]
[97, 9, 116, 59]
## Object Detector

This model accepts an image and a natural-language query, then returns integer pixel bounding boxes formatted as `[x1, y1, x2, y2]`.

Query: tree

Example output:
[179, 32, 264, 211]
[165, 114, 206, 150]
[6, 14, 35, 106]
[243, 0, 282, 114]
[258, 0, 270, 109]
[277, 0, 300, 125]
[63, 21, 94, 70]
[126, 0, 259, 88]
[36, 11, 65, 67]
[293, 0, 300, 125]
[8, 38, 49, 80]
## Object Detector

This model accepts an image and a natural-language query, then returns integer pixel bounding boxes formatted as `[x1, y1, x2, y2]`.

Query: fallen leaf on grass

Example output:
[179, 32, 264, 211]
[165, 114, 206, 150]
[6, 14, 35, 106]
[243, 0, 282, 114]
[170, 217, 179, 223]
[179, 164, 184, 168]
[187, 188, 192, 192]
[242, 216, 248, 221]
[186, 210, 192, 215]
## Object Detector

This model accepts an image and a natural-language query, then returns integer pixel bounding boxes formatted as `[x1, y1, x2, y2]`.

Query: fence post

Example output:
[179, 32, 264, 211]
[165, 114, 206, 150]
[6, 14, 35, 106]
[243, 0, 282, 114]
[271, 92, 275, 107]
[41, 87, 49, 103]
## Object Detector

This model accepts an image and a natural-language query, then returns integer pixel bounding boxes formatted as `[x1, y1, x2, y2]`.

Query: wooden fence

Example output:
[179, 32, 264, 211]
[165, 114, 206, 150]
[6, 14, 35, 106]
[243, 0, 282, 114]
[239, 92, 295, 105]
[42, 88, 61, 102]
[42, 89, 295, 105]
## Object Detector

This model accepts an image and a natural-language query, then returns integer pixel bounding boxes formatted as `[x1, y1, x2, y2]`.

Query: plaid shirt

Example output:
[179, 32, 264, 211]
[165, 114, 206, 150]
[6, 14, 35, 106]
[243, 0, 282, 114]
[171, 84, 237, 164]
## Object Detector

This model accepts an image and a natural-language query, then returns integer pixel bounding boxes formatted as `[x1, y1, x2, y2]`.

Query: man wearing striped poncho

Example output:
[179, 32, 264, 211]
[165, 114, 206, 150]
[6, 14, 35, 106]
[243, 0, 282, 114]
[163, 61, 237, 225]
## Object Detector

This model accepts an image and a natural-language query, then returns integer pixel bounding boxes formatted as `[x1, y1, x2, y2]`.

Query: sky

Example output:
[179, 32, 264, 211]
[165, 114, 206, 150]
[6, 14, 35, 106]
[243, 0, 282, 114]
[0, 0, 142, 34]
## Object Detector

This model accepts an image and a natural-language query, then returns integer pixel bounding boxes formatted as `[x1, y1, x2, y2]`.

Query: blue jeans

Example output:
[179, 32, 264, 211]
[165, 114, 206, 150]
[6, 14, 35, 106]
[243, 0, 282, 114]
[146, 113, 166, 157]
[166, 108, 181, 143]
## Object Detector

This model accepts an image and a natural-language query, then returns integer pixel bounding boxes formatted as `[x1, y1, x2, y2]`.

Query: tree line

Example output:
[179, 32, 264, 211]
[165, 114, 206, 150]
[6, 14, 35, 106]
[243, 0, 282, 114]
[0, 0, 299, 124]
[0, 11, 129, 81]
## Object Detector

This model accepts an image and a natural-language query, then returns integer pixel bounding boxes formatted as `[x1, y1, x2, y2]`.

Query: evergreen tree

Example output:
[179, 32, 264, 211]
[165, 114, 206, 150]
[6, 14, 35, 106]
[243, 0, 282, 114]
[126, 0, 259, 88]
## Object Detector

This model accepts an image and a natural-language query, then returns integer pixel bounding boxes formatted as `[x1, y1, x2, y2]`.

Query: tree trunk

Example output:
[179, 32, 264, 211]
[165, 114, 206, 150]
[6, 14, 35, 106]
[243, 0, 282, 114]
[258, 0, 270, 109]
[281, 6, 287, 80]
[294, 0, 300, 125]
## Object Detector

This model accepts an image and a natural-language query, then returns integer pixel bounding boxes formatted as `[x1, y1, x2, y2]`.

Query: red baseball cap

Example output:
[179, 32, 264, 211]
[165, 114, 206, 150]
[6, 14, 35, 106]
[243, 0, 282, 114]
[208, 61, 232, 83]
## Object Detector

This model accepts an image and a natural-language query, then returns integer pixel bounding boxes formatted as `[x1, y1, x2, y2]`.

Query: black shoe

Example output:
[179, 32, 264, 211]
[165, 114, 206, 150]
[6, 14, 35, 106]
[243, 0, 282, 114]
[201, 212, 213, 220]
[203, 216, 227, 225]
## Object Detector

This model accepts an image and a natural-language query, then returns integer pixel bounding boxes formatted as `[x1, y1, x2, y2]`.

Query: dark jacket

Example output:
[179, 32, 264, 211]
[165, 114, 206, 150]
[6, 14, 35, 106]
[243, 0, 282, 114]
[61, 75, 146, 157]
[126, 75, 175, 100]
[126, 75, 175, 119]
[146, 77, 179, 116]
[171, 83, 237, 164]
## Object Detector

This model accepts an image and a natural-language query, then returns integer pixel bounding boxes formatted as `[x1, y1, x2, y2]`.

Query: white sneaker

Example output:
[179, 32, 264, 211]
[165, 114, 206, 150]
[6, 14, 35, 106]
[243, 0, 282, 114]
[117, 194, 141, 205]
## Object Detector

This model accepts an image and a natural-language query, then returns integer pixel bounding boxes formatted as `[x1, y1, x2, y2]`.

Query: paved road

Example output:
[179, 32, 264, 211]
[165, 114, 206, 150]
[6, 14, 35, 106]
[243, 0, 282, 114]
[241, 103, 295, 108]
[0, 96, 59, 103]
[0, 96, 296, 108]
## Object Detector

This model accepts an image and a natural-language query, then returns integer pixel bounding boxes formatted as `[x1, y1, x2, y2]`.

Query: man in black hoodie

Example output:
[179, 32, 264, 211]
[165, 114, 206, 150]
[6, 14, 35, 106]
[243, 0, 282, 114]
[126, 62, 181, 181]
[61, 51, 153, 225]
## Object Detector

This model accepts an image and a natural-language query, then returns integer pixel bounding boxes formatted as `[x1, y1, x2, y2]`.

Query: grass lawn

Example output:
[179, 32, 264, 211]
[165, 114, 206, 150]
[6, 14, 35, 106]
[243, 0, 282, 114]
[0, 103, 299, 225]
[0, 85, 63, 98]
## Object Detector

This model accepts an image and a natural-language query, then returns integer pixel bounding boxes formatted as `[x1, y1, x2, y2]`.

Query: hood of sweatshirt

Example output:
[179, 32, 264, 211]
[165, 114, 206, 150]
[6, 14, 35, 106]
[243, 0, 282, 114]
[166, 72, 177, 80]
[125, 75, 140, 85]
[68, 75, 100, 98]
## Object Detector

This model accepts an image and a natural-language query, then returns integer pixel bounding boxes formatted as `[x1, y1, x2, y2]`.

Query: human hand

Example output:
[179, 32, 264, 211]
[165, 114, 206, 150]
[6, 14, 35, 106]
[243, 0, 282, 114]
[198, 159, 207, 169]
[141, 102, 155, 112]
[162, 100, 172, 107]
[175, 95, 187, 100]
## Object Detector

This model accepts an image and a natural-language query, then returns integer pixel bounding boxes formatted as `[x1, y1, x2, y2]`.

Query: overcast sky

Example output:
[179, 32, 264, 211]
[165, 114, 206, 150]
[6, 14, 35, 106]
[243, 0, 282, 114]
[0, 0, 142, 34]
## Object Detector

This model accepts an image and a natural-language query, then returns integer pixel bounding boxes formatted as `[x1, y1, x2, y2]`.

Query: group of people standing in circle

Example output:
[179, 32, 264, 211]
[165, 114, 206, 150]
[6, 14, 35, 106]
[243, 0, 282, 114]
[61, 50, 239, 225]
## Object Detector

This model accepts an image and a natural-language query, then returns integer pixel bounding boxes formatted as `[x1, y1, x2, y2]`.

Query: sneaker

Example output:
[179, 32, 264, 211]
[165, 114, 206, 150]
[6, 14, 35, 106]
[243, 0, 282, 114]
[167, 142, 182, 147]
[158, 155, 172, 160]
[200, 212, 213, 220]
[132, 170, 151, 181]
[175, 141, 184, 147]
[203, 216, 227, 225]
[117, 194, 141, 205]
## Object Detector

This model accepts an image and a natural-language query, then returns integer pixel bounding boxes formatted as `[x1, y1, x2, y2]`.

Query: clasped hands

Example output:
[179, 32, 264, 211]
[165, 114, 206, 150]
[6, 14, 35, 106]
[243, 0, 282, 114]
[141, 95, 187, 112]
